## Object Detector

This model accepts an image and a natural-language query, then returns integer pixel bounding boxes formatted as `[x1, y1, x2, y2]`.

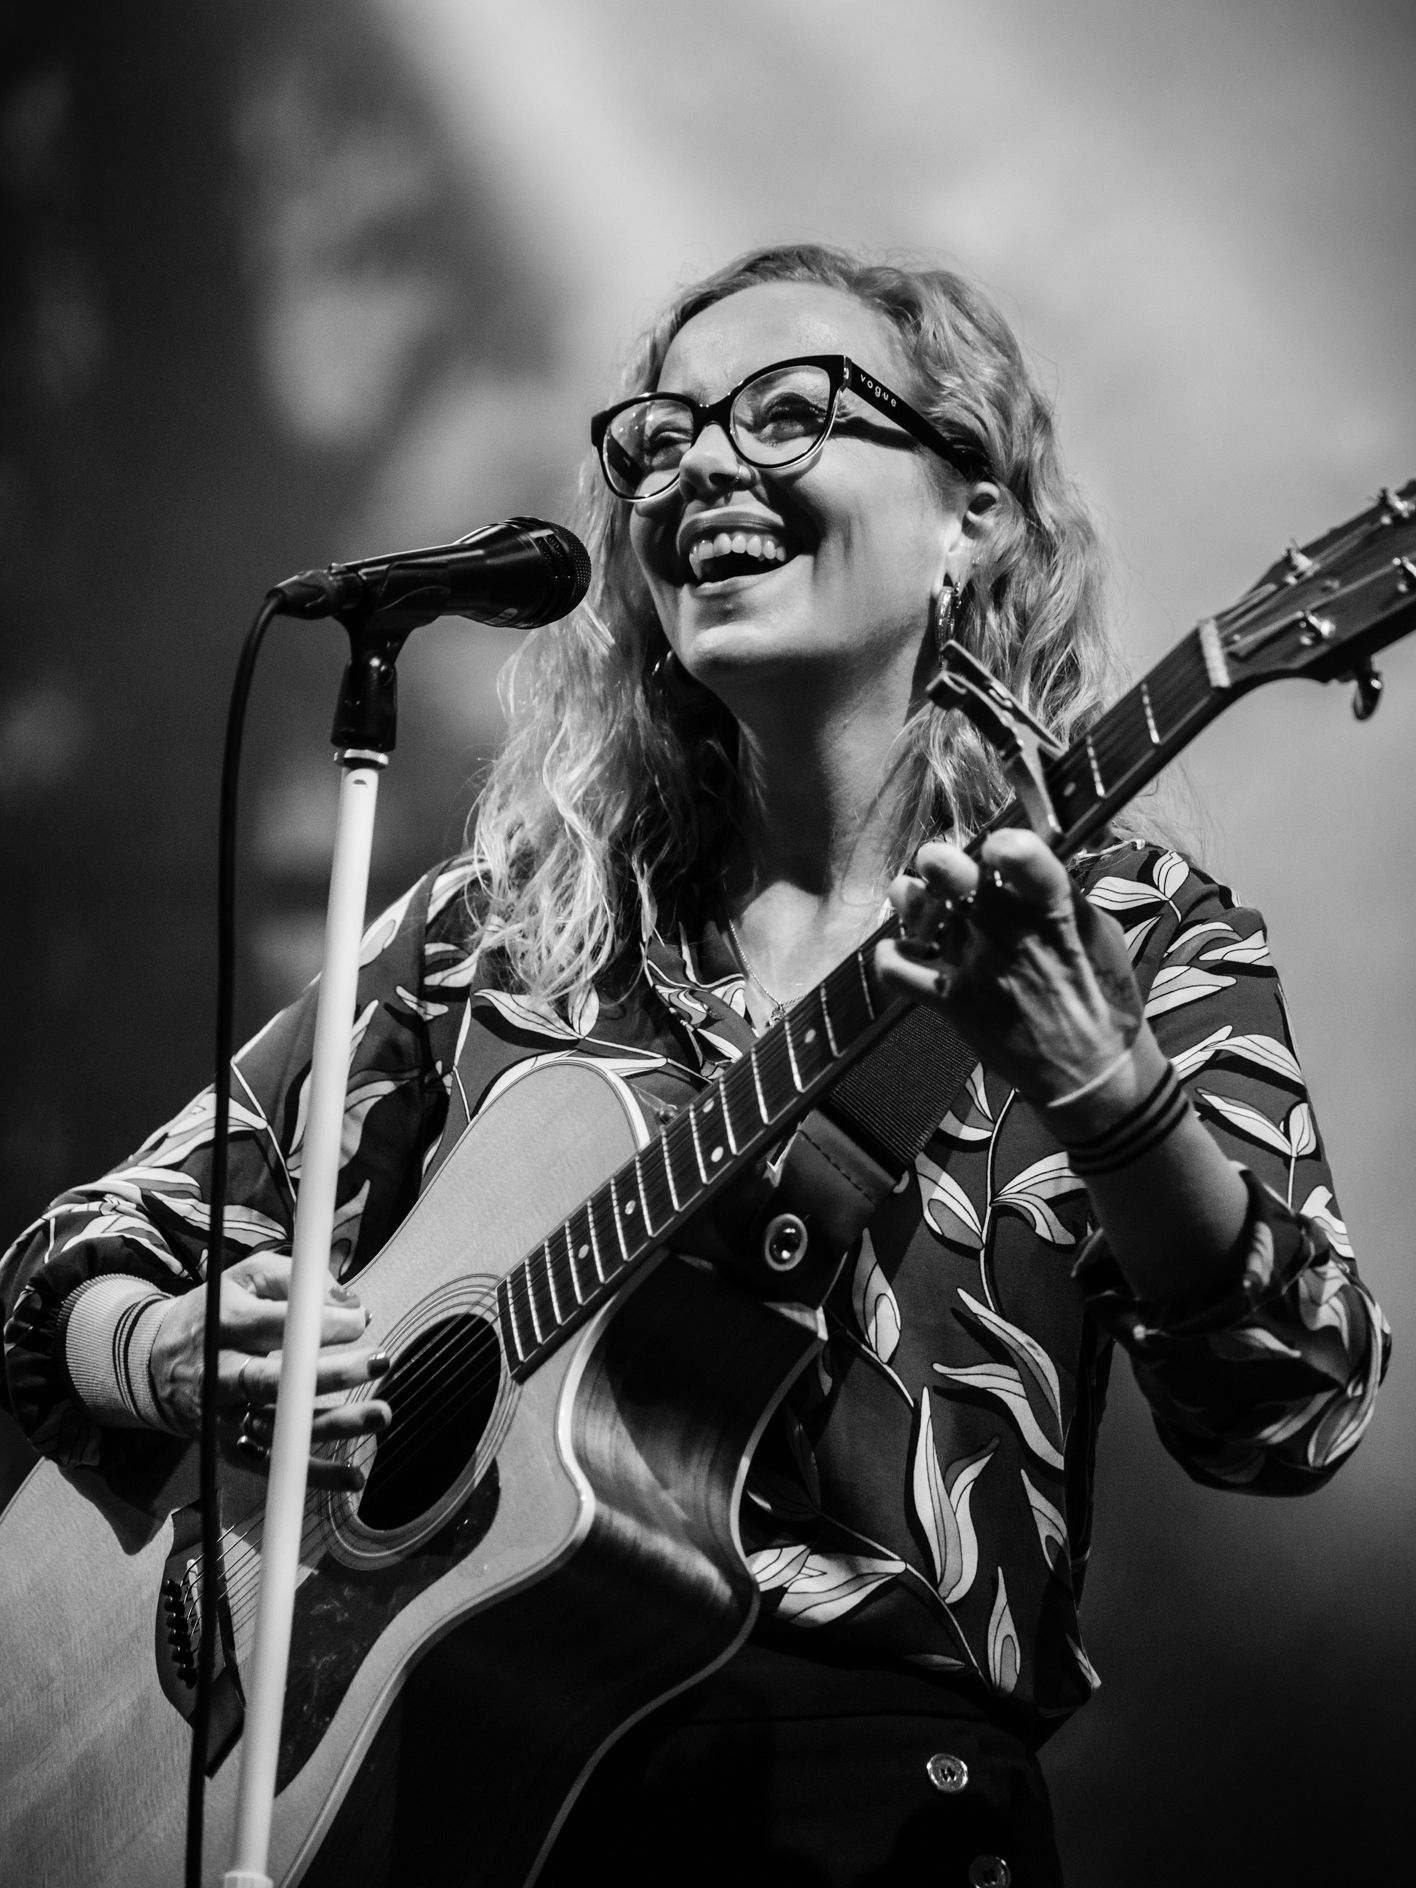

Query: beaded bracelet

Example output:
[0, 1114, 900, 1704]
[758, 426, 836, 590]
[1055, 1062, 1189, 1177]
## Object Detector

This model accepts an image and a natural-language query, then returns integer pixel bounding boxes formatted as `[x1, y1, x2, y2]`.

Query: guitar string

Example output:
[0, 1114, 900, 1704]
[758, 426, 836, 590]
[214, 1350, 509, 1628]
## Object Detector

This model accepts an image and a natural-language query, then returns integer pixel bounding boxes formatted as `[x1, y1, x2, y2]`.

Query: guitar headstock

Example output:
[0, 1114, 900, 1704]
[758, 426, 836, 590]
[1214, 479, 1416, 715]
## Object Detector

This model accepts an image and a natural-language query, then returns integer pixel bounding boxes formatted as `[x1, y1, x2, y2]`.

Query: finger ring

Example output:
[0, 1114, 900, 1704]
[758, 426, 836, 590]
[237, 1405, 270, 1460]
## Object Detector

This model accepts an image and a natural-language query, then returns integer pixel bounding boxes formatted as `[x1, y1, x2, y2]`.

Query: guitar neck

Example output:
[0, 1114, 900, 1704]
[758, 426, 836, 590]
[1031, 621, 1232, 856]
[497, 478, 1416, 1377]
[495, 940, 906, 1375]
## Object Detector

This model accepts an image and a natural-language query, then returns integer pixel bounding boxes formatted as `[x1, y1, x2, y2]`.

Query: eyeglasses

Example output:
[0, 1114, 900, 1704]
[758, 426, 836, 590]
[591, 353, 982, 503]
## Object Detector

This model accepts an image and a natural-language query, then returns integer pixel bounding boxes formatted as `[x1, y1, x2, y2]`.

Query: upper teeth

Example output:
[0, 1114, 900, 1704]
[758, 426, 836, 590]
[687, 530, 788, 578]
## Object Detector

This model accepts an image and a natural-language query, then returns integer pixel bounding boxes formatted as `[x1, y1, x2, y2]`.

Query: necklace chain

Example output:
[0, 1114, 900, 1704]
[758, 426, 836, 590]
[725, 916, 795, 1022]
[726, 902, 888, 1026]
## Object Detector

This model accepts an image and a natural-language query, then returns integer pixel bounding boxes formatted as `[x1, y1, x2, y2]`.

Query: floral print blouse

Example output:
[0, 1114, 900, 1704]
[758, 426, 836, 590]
[0, 841, 1390, 1739]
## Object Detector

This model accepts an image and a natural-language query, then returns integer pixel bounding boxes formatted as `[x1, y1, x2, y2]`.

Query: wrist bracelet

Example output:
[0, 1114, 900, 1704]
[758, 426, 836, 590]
[1056, 1062, 1190, 1176]
[1042, 1046, 1136, 1111]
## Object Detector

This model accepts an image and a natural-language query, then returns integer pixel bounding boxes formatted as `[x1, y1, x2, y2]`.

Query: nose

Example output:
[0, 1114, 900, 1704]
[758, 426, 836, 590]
[675, 420, 753, 498]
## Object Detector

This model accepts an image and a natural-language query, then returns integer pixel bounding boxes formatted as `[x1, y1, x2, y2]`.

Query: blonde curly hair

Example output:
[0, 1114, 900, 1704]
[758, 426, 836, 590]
[461, 244, 1124, 1009]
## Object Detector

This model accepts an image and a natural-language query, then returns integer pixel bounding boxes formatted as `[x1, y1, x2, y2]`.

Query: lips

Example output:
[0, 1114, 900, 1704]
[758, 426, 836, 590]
[687, 529, 791, 583]
[676, 512, 799, 587]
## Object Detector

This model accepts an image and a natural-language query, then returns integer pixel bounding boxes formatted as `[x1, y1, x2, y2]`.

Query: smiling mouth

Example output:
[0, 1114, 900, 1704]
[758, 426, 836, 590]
[686, 529, 795, 586]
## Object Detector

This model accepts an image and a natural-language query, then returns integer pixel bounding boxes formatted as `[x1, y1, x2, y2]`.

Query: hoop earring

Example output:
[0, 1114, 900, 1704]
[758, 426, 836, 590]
[930, 574, 959, 666]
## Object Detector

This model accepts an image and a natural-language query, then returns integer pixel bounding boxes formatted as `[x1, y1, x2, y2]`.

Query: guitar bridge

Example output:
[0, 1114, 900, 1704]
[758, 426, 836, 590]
[926, 641, 1064, 841]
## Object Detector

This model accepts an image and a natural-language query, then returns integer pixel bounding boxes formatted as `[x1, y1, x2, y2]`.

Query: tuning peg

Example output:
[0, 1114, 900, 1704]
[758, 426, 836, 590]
[1350, 659, 1384, 721]
[1378, 486, 1414, 521]
[1282, 542, 1318, 580]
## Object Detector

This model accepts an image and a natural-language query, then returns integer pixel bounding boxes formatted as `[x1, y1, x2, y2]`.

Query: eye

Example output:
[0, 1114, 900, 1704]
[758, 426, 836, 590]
[636, 404, 694, 469]
[734, 365, 833, 457]
[750, 389, 829, 444]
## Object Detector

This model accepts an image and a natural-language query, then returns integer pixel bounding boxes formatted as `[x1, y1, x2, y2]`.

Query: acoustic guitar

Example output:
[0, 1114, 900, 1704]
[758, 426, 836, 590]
[1, 482, 1413, 1888]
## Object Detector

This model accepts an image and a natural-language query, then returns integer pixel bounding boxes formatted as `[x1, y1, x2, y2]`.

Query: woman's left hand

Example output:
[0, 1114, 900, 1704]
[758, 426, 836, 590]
[875, 828, 1147, 1106]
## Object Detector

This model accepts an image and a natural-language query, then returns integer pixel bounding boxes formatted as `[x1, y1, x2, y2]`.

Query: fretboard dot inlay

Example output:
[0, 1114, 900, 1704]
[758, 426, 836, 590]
[804, 1028, 817, 1043]
[577, 1244, 589, 1258]
[711, 1147, 723, 1162]
[624, 1200, 636, 1215]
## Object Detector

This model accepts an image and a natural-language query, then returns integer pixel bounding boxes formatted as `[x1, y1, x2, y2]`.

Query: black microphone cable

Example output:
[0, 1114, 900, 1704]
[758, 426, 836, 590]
[187, 590, 280, 1888]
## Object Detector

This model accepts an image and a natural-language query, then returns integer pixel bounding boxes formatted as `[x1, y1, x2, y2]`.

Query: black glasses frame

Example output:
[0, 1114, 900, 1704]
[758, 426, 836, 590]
[590, 353, 983, 502]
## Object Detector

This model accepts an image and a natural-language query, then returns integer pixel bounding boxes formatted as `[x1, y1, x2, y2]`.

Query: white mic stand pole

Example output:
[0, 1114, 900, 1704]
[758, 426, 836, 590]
[222, 620, 405, 1888]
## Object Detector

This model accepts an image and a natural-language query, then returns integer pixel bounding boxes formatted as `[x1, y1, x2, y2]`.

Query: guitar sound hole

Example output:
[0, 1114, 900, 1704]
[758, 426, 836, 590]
[357, 1313, 503, 1532]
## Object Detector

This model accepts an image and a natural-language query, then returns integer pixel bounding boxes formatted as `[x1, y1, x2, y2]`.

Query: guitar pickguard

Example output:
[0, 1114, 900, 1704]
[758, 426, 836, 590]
[278, 1463, 501, 1790]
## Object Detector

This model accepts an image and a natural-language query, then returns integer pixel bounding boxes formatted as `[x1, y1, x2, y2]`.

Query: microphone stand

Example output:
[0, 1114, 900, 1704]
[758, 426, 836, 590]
[222, 612, 408, 1888]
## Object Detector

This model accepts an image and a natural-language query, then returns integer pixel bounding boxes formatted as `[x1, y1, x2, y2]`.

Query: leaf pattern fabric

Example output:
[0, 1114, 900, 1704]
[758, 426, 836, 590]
[0, 842, 1390, 1739]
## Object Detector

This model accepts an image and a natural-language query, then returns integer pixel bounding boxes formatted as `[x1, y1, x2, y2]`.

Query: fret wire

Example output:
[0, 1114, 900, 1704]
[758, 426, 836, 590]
[586, 1189, 615, 1283]
[854, 949, 876, 1022]
[542, 1236, 565, 1327]
[520, 1259, 547, 1348]
[564, 1213, 593, 1302]
[535, 1245, 564, 1339]
[748, 1042, 770, 1124]
[720, 1059, 759, 1146]
[717, 1068, 745, 1154]
[607, 1174, 634, 1262]
[1083, 690, 1153, 795]
[818, 983, 841, 1057]
[633, 1151, 659, 1238]
[755, 1023, 799, 1120]
[663, 1112, 697, 1208]
[497, 1276, 528, 1366]
[1140, 681, 1160, 745]
[515, 1266, 542, 1355]
[548, 1245, 582, 1331]
[791, 1002, 832, 1085]
[782, 1006, 806, 1092]
[687, 1101, 711, 1183]
[826, 951, 873, 1043]
[641, 1140, 677, 1227]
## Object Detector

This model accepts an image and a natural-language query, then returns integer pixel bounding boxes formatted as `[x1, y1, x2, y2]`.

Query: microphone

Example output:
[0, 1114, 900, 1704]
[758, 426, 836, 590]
[270, 516, 592, 631]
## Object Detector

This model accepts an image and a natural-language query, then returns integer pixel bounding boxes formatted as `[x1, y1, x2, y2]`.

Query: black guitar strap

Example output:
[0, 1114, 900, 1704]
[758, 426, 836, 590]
[755, 1006, 977, 1265]
[757, 849, 1119, 1264]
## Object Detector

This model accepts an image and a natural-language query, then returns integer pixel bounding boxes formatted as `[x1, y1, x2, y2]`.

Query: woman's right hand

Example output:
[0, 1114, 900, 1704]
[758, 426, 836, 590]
[148, 1253, 392, 1491]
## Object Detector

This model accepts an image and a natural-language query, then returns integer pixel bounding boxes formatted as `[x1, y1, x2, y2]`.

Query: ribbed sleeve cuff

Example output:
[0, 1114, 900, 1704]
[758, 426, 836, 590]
[61, 1275, 184, 1433]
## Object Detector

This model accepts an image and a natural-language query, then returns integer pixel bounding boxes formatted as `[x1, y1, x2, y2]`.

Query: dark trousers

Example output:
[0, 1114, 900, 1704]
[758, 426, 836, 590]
[539, 1641, 1064, 1888]
[309, 1638, 1064, 1888]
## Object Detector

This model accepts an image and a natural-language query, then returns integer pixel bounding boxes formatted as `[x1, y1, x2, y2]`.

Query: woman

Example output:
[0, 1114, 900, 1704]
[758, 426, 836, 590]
[0, 245, 1389, 1886]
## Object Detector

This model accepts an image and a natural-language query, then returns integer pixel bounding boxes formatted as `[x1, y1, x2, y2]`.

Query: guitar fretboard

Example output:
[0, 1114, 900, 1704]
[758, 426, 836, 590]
[1035, 626, 1227, 852]
[495, 944, 902, 1375]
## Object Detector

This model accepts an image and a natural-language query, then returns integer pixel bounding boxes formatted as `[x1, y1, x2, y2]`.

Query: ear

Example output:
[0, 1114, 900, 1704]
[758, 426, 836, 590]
[941, 480, 1002, 592]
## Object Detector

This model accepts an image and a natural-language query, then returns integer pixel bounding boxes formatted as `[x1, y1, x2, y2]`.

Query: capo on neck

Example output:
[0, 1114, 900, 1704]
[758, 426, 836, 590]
[926, 640, 1064, 842]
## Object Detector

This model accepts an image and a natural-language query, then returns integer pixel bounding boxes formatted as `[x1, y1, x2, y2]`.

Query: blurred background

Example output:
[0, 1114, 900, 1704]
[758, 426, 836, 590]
[0, 1, 1411, 1880]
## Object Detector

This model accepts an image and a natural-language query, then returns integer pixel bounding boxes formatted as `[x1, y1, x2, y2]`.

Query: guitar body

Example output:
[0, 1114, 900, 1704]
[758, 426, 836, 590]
[0, 1059, 824, 1888]
[8, 482, 1411, 1888]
